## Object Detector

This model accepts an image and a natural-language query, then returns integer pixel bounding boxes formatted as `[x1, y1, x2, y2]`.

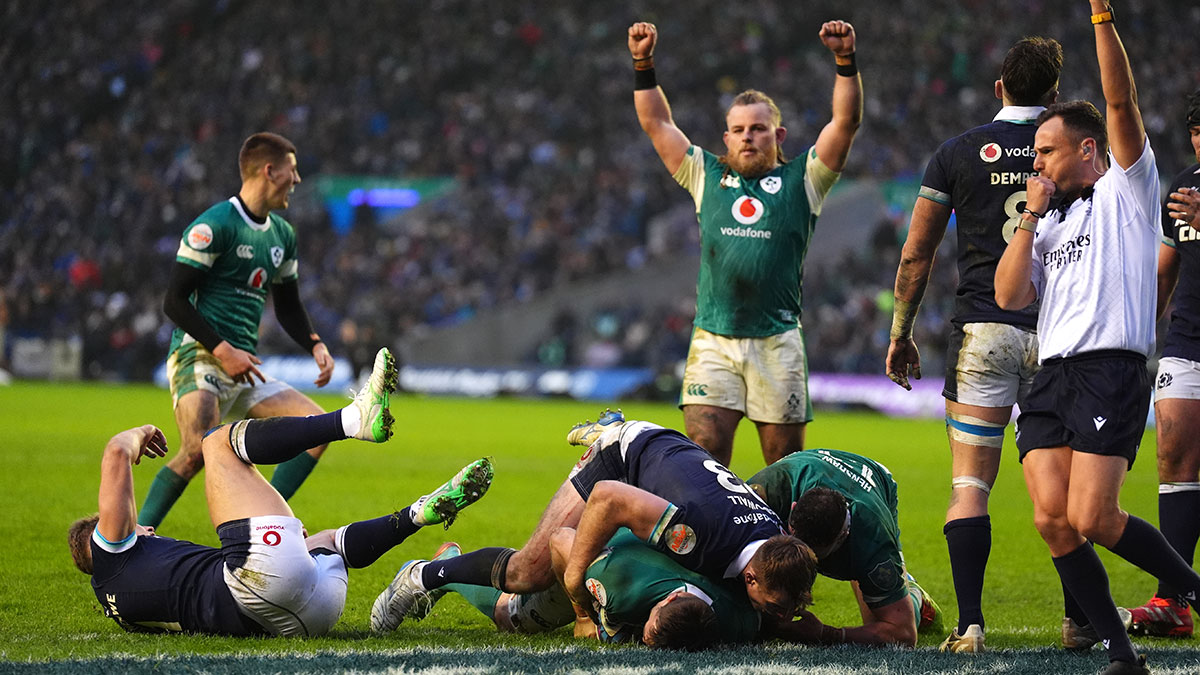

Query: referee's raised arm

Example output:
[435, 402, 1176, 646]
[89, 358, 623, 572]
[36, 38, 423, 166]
[1090, 0, 1145, 169]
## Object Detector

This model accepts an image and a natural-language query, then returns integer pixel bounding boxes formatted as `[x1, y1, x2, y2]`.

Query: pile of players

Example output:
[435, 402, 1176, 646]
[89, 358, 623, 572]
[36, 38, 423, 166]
[68, 2, 1200, 673]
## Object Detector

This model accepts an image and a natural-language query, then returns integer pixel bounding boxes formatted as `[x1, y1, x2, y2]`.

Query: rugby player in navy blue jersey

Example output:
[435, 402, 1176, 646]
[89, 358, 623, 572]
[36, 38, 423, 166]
[1129, 91, 1200, 638]
[67, 349, 492, 637]
[886, 37, 1090, 653]
[369, 411, 818, 635]
[994, 4, 1200, 673]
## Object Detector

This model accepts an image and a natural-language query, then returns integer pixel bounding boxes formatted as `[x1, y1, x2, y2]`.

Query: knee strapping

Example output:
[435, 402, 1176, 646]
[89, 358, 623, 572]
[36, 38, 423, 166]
[945, 413, 1005, 449]
[490, 547, 517, 591]
[226, 420, 252, 464]
[952, 475, 992, 495]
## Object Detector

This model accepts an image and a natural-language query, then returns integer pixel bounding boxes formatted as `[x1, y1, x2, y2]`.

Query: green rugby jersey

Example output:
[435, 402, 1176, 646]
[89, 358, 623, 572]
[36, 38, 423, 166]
[673, 145, 839, 337]
[168, 197, 299, 356]
[748, 449, 907, 608]
[585, 529, 759, 644]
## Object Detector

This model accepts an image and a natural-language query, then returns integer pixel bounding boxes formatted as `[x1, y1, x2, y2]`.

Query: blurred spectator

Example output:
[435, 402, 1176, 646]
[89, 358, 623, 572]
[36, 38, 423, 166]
[2, 1, 1197, 381]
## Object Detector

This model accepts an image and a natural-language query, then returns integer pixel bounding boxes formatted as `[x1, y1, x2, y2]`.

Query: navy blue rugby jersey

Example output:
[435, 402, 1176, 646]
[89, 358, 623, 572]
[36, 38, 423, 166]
[918, 108, 1043, 328]
[90, 534, 265, 635]
[622, 427, 785, 579]
[1161, 163, 1200, 362]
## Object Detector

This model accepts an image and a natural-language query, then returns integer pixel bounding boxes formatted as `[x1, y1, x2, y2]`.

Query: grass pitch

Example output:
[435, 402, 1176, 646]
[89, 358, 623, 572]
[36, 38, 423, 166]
[1, 381, 1198, 673]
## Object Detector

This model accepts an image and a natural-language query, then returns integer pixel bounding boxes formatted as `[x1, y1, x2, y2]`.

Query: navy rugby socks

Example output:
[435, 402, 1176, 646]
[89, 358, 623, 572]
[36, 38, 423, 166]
[231, 412, 345, 465]
[944, 516, 990, 632]
[422, 547, 515, 591]
[338, 508, 421, 568]
[1110, 515, 1200, 602]
[1156, 490, 1200, 601]
[1052, 543, 1138, 664]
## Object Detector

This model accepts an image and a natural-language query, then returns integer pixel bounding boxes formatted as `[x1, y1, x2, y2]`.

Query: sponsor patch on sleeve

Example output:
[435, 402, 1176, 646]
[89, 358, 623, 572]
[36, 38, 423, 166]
[187, 223, 214, 250]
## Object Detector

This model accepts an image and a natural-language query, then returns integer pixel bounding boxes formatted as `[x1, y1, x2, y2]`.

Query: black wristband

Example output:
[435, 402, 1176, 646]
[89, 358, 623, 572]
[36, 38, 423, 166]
[1022, 207, 1045, 219]
[634, 67, 658, 91]
[835, 53, 857, 77]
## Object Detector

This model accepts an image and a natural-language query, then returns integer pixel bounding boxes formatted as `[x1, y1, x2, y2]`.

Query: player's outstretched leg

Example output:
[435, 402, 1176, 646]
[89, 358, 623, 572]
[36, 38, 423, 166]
[345, 347, 399, 442]
[370, 459, 494, 633]
[566, 408, 625, 447]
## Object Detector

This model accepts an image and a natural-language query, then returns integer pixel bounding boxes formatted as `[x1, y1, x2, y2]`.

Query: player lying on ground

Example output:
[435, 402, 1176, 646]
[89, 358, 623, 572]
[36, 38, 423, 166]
[370, 410, 817, 632]
[427, 528, 759, 649]
[68, 348, 492, 636]
[747, 449, 941, 646]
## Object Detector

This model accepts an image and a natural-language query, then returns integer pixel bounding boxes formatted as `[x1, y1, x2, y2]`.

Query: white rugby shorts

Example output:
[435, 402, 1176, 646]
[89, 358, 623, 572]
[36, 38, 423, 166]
[944, 322, 1038, 408]
[222, 515, 348, 637]
[167, 342, 291, 418]
[1155, 356, 1200, 402]
[680, 326, 811, 424]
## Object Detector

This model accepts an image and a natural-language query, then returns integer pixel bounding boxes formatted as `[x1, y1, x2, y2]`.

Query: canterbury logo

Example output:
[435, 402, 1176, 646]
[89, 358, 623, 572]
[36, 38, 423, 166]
[236, 244, 254, 259]
[1093, 416, 1107, 430]
[686, 383, 708, 396]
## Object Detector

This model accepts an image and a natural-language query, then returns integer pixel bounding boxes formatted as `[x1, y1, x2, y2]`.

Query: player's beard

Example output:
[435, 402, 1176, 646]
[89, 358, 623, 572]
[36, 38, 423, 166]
[722, 146, 777, 179]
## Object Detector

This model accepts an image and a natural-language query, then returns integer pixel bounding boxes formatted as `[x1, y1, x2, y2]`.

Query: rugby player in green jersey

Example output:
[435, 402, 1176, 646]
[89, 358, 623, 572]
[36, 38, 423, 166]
[427, 529, 758, 649]
[748, 449, 942, 646]
[628, 19, 862, 467]
[140, 133, 343, 527]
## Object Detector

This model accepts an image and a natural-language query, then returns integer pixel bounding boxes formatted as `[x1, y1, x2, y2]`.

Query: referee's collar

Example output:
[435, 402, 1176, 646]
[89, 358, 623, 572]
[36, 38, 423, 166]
[993, 105, 1045, 124]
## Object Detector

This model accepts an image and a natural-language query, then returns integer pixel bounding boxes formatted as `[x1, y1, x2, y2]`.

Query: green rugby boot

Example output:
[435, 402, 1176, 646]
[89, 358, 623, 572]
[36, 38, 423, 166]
[350, 347, 398, 442]
[410, 458, 494, 529]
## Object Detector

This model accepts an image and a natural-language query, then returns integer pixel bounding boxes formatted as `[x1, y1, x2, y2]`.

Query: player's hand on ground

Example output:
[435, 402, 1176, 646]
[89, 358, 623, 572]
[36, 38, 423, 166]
[213, 341, 266, 385]
[885, 338, 921, 390]
[1168, 187, 1200, 226]
[312, 342, 334, 387]
[628, 22, 657, 59]
[819, 20, 855, 56]
[1025, 175, 1056, 215]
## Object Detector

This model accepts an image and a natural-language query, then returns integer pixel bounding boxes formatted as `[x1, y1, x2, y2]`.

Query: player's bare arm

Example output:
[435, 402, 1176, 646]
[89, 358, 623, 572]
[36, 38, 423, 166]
[562, 481, 672, 618]
[1091, 0, 1145, 169]
[995, 175, 1053, 310]
[813, 20, 862, 173]
[887, 198, 953, 389]
[548, 527, 600, 639]
[312, 342, 334, 387]
[1158, 242, 1181, 320]
[629, 21, 690, 175]
[96, 425, 168, 543]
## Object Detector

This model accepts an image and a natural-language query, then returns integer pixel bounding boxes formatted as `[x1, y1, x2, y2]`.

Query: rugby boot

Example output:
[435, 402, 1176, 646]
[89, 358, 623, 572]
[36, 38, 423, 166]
[410, 458, 494, 529]
[567, 408, 626, 447]
[1063, 607, 1133, 650]
[1100, 655, 1150, 675]
[939, 623, 985, 653]
[350, 347, 398, 442]
[370, 559, 432, 632]
[1126, 595, 1193, 638]
[411, 541, 463, 622]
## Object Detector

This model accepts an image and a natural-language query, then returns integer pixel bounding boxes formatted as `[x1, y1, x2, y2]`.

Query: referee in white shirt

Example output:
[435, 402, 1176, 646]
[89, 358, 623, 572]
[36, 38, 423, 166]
[994, 3, 1200, 674]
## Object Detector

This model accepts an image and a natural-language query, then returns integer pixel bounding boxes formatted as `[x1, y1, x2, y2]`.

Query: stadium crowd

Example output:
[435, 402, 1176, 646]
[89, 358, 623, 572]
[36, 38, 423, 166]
[2, 0, 1197, 382]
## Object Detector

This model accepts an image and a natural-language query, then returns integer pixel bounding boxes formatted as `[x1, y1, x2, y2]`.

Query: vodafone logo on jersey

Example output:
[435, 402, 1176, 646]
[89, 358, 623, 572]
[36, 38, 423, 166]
[979, 143, 1002, 163]
[731, 196, 765, 225]
[263, 531, 282, 546]
[248, 267, 268, 289]
[188, 224, 214, 250]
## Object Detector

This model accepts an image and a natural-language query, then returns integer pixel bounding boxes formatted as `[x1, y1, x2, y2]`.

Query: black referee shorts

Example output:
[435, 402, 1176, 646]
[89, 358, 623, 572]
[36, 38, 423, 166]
[1015, 350, 1151, 467]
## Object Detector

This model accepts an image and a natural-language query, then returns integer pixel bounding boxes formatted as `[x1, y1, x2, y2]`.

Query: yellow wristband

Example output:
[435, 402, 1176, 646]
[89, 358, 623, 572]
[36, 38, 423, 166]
[1091, 10, 1114, 24]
